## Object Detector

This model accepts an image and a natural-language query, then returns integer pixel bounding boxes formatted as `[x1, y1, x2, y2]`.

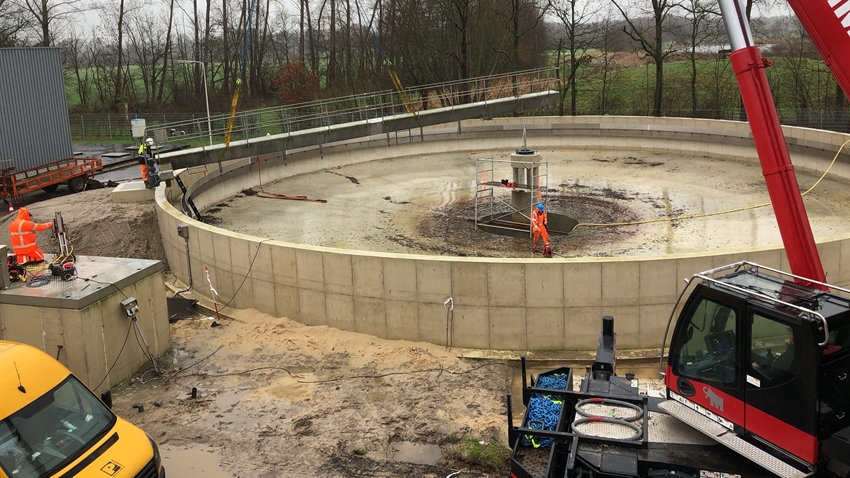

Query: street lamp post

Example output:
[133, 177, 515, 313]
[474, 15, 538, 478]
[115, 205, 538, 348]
[177, 59, 213, 146]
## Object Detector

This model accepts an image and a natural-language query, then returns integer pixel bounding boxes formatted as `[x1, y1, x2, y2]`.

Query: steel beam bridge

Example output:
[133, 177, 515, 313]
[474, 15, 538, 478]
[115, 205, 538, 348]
[153, 69, 559, 169]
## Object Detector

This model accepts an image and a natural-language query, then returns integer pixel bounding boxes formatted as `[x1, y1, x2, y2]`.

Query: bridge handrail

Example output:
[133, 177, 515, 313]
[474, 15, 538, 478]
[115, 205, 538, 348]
[147, 67, 558, 147]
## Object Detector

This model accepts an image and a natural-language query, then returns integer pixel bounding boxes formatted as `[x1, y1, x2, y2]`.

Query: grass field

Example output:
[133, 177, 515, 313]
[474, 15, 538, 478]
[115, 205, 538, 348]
[65, 55, 845, 142]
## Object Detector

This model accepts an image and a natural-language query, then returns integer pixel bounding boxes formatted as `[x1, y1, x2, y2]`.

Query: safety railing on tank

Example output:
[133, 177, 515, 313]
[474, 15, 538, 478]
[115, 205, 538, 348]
[121, 67, 558, 148]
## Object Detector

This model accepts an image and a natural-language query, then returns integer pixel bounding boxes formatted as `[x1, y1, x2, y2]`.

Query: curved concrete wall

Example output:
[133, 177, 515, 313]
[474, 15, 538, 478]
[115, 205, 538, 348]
[155, 116, 850, 351]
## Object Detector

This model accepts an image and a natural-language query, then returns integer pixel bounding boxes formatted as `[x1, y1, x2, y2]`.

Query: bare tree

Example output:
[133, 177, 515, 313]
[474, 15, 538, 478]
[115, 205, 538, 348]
[62, 27, 91, 109]
[23, 0, 84, 46]
[436, 0, 478, 80]
[768, 15, 833, 118]
[679, 0, 720, 116]
[589, 11, 623, 114]
[550, 0, 600, 115]
[493, 0, 548, 71]
[125, 4, 172, 106]
[114, 0, 127, 111]
[155, 0, 175, 104]
[612, 0, 679, 116]
[0, 0, 27, 46]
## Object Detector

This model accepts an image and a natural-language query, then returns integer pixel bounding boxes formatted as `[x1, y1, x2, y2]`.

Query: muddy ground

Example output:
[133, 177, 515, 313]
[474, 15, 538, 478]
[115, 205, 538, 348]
[114, 309, 515, 478]
[197, 149, 850, 258]
[0, 189, 518, 477]
[4, 142, 846, 477]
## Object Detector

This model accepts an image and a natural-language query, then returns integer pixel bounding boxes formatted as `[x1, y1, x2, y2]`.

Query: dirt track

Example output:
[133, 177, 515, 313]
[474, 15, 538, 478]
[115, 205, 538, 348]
[111, 309, 513, 477]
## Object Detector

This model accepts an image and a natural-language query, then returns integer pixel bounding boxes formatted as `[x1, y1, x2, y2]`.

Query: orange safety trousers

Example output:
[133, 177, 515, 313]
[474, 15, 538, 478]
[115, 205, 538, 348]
[531, 210, 549, 248]
[9, 218, 51, 263]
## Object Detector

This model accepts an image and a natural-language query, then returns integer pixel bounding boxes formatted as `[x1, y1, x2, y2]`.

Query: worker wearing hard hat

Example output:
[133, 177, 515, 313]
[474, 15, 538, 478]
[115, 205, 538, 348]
[531, 203, 550, 253]
[8, 207, 53, 264]
[137, 138, 154, 182]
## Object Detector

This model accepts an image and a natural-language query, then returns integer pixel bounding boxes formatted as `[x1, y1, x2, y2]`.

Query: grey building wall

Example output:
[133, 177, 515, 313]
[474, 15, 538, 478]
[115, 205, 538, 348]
[0, 47, 73, 171]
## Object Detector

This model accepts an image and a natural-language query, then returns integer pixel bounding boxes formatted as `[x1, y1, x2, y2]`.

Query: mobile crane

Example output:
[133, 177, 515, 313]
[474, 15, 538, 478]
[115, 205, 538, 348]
[508, 0, 850, 476]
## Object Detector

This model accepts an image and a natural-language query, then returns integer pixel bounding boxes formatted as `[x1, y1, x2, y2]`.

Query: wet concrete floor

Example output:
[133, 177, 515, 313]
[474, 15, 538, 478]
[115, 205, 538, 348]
[201, 149, 850, 258]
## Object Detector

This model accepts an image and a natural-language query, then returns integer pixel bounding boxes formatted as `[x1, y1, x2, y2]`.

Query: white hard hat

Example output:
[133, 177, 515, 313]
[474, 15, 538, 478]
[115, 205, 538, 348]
[145, 138, 154, 145]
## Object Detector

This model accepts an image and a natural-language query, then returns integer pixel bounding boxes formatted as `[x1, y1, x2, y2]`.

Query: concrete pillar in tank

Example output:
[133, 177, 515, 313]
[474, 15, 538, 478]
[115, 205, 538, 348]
[510, 149, 541, 224]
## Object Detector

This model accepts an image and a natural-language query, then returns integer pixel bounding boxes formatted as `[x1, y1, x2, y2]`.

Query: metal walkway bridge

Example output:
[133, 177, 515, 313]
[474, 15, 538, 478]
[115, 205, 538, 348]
[152, 68, 559, 169]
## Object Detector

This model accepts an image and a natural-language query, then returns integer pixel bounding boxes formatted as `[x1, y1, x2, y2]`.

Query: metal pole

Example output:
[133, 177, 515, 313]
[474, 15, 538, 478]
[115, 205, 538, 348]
[201, 62, 213, 146]
[719, 0, 826, 285]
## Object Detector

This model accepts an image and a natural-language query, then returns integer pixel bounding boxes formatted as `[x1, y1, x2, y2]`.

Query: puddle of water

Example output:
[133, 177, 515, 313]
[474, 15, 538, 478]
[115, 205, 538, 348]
[200, 389, 268, 431]
[160, 444, 232, 478]
[509, 358, 662, 423]
[391, 441, 442, 465]
[267, 383, 308, 400]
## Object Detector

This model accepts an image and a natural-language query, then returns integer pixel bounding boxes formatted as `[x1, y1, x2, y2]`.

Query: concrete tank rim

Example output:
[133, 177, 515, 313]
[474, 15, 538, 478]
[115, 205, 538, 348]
[155, 115, 850, 264]
[154, 187, 850, 263]
[152, 115, 850, 351]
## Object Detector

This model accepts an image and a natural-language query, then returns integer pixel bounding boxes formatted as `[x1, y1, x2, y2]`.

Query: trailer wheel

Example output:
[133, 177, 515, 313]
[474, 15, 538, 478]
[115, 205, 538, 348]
[67, 176, 87, 193]
[42, 184, 59, 193]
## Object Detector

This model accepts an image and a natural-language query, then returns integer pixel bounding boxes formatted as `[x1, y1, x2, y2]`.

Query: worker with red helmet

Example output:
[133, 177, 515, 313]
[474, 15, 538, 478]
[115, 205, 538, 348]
[531, 203, 550, 253]
[9, 207, 53, 264]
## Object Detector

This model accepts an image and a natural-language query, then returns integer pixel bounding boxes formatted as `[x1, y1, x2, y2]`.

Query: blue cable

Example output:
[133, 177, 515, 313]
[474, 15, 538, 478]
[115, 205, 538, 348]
[520, 393, 562, 447]
[535, 373, 568, 390]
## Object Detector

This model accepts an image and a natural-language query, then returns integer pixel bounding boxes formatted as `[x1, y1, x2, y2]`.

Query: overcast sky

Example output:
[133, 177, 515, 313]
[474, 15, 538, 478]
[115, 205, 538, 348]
[76, 0, 792, 44]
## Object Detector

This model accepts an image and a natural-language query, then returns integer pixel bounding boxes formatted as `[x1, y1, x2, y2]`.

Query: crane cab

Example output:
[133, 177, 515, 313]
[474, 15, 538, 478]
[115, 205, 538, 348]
[664, 262, 850, 470]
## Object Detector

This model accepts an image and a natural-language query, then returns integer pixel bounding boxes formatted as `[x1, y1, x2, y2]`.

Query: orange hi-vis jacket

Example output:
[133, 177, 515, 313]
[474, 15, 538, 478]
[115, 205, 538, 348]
[9, 207, 52, 263]
[531, 209, 548, 232]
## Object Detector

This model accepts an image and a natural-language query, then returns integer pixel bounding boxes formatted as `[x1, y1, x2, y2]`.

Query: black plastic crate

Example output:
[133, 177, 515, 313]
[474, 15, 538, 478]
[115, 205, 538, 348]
[523, 366, 573, 406]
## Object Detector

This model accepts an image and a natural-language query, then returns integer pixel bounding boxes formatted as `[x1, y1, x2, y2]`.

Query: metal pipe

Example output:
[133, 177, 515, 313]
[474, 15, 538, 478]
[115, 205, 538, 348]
[718, 0, 753, 51]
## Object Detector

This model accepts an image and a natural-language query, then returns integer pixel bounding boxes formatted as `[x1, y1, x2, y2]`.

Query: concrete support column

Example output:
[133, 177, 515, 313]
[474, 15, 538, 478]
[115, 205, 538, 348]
[509, 150, 541, 224]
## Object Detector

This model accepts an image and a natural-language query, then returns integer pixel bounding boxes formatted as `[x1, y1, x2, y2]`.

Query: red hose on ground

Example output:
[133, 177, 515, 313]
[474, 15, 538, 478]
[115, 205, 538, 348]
[256, 155, 327, 203]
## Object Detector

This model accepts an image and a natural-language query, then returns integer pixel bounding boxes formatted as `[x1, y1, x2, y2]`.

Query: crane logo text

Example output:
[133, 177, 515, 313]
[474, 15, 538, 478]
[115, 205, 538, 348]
[829, 0, 850, 37]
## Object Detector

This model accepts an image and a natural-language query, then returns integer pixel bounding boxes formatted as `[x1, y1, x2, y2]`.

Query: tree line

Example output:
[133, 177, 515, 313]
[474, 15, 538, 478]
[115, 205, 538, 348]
[0, 0, 845, 119]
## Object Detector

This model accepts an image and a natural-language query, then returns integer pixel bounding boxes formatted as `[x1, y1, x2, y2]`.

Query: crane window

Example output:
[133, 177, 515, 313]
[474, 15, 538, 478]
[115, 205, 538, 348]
[672, 297, 738, 385]
[748, 314, 798, 383]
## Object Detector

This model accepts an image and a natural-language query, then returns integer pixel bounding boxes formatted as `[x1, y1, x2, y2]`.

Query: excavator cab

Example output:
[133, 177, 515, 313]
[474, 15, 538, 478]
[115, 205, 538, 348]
[664, 262, 850, 471]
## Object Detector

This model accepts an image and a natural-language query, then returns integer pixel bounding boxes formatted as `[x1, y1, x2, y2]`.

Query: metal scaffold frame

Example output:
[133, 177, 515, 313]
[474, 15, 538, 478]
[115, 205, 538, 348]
[474, 157, 548, 237]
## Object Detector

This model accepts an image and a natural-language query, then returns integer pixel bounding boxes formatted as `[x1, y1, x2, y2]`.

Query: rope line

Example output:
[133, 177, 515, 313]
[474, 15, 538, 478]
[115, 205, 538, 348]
[534, 373, 568, 391]
[571, 138, 850, 231]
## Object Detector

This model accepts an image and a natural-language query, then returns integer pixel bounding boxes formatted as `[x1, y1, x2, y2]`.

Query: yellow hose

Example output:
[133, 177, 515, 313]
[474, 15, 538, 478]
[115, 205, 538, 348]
[571, 138, 850, 231]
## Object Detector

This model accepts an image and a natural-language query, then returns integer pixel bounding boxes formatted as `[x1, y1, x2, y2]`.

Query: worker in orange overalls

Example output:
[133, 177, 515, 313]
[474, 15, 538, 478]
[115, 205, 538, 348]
[9, 207, 53, 264]
[531, 203, 550, 253]
[137, 137, 153, 182]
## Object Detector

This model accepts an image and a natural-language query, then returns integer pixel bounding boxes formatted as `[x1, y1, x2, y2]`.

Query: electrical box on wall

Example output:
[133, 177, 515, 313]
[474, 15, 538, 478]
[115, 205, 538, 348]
[176, 224, 189, 239]
[120, 297, 139, 317]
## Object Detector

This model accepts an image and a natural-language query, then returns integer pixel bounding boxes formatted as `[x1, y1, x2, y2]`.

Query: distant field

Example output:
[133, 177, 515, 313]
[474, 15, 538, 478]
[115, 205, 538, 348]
[65, 55, 843, 141]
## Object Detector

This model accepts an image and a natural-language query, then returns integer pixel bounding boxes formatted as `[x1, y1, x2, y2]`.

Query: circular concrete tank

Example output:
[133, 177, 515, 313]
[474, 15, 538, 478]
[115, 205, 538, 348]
[156, 116, 850, 352]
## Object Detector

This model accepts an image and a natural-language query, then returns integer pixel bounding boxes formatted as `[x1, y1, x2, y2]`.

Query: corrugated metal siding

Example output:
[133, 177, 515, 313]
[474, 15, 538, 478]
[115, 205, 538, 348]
[0, 47, 73, 171]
